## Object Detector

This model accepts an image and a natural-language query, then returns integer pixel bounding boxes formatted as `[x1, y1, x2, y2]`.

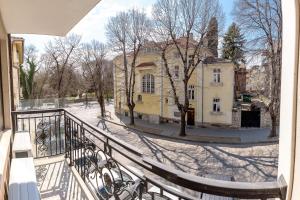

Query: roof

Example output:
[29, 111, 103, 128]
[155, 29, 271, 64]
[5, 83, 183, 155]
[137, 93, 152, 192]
[203, 56, 232, 64]
[0, 0, 101, 36]
[136, 62, 156, 68]
[11, 37, 24, 42]
[11, 36, 24, 64]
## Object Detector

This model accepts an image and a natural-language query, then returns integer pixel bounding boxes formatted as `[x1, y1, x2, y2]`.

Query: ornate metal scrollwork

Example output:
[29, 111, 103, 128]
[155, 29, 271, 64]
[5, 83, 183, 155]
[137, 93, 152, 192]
[79, 144, 142, 199]
[36, 119, 51, 154]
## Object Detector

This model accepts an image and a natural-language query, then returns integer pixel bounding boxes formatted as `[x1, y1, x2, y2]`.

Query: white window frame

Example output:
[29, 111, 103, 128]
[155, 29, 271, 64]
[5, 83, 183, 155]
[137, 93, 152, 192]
[188, 85, 195, 100]
[213, 98, 220, 112]
[142, 74, 155, 94]
[213, 68, 221, 83]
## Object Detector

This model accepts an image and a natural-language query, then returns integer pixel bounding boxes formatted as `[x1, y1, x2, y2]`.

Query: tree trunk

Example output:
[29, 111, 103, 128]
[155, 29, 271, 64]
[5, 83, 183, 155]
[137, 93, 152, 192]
[179, 111, 186, 137]
[269, 108, 277, 137]
[85, 94, 88, 108]
[58, 93, 65, 108]
[128, 105, 135, 125]
[98, 96, 105, 118]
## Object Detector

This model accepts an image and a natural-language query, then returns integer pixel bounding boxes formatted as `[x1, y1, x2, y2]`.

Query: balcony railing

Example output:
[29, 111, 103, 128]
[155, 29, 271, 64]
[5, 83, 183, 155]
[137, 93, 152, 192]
[11, 109, 287, 200]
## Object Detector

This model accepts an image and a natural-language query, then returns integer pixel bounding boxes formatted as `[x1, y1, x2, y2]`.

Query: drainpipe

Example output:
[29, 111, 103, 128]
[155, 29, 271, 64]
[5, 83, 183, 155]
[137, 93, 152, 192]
[201, 59, 204, 124]
[160, 58, 163, 120]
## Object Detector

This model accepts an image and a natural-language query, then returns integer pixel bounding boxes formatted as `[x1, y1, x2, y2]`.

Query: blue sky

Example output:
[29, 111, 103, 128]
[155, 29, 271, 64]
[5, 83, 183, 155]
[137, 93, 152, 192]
[16, 0, 235, 53]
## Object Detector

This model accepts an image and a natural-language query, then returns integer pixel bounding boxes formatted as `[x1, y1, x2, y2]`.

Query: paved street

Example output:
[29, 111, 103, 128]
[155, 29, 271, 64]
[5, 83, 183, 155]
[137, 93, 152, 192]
[66, 101, 278, 183]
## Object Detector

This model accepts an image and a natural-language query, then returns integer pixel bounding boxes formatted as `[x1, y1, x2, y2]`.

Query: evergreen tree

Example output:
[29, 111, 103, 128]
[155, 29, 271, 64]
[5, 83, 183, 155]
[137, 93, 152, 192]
[222, 23, 246, 66]
[20, 58, 37, 99]
[206, 17, 218, 57]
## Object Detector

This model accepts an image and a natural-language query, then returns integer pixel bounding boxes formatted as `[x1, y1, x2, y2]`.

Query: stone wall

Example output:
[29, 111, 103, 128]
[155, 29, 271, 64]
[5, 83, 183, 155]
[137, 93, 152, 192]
[260, 107, 271, 128]
[232, 109, 241, 128]
[149, 115, 160, 124]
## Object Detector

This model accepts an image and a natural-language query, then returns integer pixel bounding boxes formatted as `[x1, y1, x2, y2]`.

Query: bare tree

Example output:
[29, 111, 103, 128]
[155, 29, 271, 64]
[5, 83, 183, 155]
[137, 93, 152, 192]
[81, 40, 107, 117]
[106, 9, 150, 125]
[234, 0, 282, 137]
[44, 34, 81, 106]
[152, 0, 224, 136]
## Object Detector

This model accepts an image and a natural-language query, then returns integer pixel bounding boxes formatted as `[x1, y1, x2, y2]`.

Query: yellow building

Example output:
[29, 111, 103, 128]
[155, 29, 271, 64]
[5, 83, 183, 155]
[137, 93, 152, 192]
[113, 38, 235, 126]
[11, 37, 24, 109]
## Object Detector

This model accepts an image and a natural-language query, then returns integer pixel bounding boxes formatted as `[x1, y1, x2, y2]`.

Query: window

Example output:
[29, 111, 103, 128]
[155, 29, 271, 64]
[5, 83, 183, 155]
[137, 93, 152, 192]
[188, 85, 195, 100]
[174, 66, 179, 79]
[213, 98, 220, 112]
[142, 74, 155, 93]
[174, 52, 181, 58]
[165, 98, 168, 104]
[137, 95, 142, 102]
[174, 111, 181, 117]
[213, 69, 221, 83]
[188, 55, 194, 66]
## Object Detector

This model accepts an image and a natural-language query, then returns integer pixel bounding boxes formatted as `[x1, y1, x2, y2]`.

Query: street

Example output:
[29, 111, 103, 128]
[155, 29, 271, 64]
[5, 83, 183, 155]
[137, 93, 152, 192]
[66, 101, 278, 183]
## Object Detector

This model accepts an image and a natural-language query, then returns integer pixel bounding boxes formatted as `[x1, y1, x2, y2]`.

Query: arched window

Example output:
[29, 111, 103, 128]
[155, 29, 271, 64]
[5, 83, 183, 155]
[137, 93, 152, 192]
[142, 74, 155, 93]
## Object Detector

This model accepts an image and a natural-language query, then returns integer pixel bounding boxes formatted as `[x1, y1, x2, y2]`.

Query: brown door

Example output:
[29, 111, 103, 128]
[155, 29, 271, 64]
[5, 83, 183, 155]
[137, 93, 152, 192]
[187, 108, 195, 126]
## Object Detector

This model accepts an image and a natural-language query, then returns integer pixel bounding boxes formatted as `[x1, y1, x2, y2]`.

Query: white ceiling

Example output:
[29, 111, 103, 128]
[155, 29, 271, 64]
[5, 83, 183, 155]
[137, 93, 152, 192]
[0, 0, 101, 36]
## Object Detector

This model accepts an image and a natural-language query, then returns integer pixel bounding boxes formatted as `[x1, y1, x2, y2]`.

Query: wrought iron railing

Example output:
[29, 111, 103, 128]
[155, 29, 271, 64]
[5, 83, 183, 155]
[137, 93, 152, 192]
[12, 109, 65, 158]
[11, 109, 287, 200]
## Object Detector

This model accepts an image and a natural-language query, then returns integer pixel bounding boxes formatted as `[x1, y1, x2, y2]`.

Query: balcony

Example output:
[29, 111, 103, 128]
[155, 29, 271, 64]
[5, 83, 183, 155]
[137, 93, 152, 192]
[10, 109, 287, 200]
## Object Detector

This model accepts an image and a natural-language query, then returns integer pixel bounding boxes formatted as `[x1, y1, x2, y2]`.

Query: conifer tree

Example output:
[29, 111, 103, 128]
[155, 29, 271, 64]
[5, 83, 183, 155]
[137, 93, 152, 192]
[206, 17, 219, 57]
[222, 23, 245, 66]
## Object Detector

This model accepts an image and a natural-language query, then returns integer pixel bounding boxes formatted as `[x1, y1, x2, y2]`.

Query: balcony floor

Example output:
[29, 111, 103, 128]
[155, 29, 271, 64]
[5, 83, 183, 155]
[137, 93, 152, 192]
[34, 155, 93, 200]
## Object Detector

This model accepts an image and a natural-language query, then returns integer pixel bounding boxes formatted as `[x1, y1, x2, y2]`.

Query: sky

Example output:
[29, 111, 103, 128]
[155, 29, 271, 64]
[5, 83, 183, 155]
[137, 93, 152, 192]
[15, 0, 235, 53]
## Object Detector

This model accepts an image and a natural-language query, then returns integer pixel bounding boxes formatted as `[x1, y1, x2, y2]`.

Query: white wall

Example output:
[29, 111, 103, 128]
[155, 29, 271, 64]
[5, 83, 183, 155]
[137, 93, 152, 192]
[278, 1, 300, 199]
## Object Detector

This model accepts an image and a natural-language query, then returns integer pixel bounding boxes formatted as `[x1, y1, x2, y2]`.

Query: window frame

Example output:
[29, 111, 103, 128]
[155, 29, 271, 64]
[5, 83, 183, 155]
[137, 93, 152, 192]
[188, 85, 195, 100]
[142, 74, 155, 94]
[213, 68, 221, 83]
[174, 65, 179, 79]
[213, 98, 221, 112]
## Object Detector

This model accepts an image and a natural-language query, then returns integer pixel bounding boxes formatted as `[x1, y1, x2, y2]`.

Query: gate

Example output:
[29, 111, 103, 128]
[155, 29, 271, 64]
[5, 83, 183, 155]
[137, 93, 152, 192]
[241, 110, 261, 127]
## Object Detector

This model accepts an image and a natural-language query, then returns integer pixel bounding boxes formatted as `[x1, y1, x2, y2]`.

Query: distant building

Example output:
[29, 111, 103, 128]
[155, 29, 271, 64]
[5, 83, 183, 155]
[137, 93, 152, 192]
[11, 37, 24, 109]
[113, 37, 236, 126]
[235, 66, 247, 96]
[246, 64, 270, 96]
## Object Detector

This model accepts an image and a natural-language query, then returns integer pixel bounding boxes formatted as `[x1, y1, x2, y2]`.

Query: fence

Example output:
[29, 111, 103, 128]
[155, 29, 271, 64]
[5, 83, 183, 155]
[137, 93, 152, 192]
[11, 109, 287, 200]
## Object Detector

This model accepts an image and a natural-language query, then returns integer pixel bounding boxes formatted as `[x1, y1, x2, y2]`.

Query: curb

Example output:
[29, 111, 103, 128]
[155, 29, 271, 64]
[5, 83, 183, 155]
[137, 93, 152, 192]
[99, 117, 279, 145]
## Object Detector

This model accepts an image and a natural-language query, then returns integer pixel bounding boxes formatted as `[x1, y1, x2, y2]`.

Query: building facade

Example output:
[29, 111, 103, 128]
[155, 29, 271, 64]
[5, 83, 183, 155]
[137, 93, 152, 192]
[235, 67, 247, 96]
[11, 37, 24, 109]
[113, 41, 235, 126]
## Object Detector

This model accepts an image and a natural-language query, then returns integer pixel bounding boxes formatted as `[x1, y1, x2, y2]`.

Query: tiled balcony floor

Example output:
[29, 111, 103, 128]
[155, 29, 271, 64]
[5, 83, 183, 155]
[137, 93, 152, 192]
[34, 155, 94, 200]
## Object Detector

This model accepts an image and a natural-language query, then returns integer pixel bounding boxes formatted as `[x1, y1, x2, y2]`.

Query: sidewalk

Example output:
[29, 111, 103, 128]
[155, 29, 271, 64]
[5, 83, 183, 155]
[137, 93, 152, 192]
[107, 115, 279, 144]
